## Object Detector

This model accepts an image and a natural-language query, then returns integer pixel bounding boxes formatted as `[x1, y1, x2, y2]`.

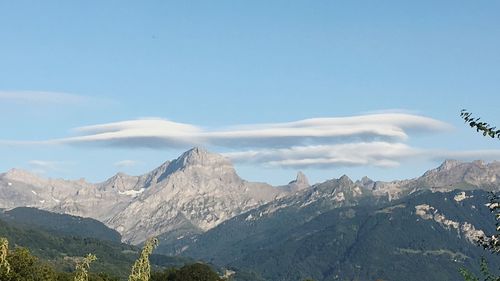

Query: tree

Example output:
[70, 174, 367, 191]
[460, 109, 500, 139]
[74, 253, 97, 281]
[172, 263, 223, 281]
[128, 237, 159, 281]
[150, 263, 227, 281]
[0, 246, 58, 281]
[459, 110, 500, 280]
[0, 237, 10, 274]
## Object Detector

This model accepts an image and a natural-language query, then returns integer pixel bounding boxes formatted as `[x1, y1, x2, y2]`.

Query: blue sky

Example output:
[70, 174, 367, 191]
[1, 1, 500, 185]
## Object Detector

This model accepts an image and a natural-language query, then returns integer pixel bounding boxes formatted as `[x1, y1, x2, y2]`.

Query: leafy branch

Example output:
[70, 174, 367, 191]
[461, 109, 500, 139]
[129, 237, 159, 281]
[0, 237, 10, 274]
[74, 253, 97, 281]
[477, 192, 500, 254]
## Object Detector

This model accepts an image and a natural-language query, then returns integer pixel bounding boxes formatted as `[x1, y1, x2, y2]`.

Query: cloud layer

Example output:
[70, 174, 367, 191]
[6, 112, 500, 169]
[223, 142, 422, 168]
[55, 113, 450, 148]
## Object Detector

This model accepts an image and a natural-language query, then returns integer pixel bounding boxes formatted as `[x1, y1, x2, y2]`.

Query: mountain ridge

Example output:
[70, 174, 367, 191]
[0, 147, 301, 244]
[1, 148, 500, 246]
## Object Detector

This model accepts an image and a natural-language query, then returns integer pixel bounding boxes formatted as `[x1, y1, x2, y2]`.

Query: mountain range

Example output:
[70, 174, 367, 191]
[1, 148, 500, 280]
[0, 147, 305, 244]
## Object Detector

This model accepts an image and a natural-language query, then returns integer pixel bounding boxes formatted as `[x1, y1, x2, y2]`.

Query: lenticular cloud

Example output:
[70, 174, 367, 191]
[57, 113, 449, 148]
[4, 112, 458, 168]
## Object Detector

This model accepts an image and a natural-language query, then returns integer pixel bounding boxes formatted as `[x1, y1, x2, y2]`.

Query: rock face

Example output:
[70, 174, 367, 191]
[0, 147, 290, 244]
[281, 171, 310, 192]
[417, 160, 500, 189]
[0, 169, 91, 209]
[107, 147, 285, 244]
[361, 160, 500, 200]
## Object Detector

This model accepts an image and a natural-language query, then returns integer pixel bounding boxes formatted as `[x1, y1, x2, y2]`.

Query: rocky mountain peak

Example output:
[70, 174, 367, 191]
[170, 147, 233, 171]
[3, 168, 45, 184]
[100, 172, 139, 192]
[290, 171, 309, 185]
[437, 159, 462, 171]
[338, 174, 353, 186]
[286, 171, 310, 191]
[356, 176, 375, 190]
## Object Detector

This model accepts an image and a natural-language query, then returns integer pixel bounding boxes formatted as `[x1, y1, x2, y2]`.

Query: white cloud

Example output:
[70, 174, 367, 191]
[223, 145, 500, 169]
[114, 160, 140, 168]
[44, 113, 450, 149]
[8, 112, 498, 169]
[223, 142, 422, 168]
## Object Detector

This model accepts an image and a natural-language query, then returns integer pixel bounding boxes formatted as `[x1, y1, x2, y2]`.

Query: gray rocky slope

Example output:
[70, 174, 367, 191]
[0, 147, 301, 244]
[1, 147, 499, 245]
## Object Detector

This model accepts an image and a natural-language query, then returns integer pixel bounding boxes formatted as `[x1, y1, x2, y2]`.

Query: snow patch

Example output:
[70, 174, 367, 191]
[119, 188, 145, 197]
[51, 197, 60, 203]
[31, 190, 37, 195]
[7, 182, 12, 186]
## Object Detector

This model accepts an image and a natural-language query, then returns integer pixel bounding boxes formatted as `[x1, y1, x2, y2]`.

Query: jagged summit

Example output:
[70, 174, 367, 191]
[170, 147, 233, 171]
[286, 171, 310, 191]
[437, 159, 462, 171]
[100, 172, 140, 192]
[338, 174, 353, 186]
[356, 176, 375, 190]
[289, 171, 309, 185]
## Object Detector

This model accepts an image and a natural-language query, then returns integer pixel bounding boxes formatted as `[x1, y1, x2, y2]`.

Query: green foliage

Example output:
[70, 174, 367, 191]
[172, 263, 223, 281]
[460, 257, 500, 281]
[0, 217, 136, 276]
[460, 267, 480, 281]
[74, 253, 97, 281]
[477, 192, 500, 254]
[151, 263, 224, 281]
[0, 237, 10, 274]
[0, 219, 190, 280]
[0, 207, 122, 243]
[460, 110, 500, 281]
[459, 193, 500, 281]
[129, 237, 159, 281]
[460, 110, 500, 139]
[0, 246, 58, 281]
[179, 189, 500, 281]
